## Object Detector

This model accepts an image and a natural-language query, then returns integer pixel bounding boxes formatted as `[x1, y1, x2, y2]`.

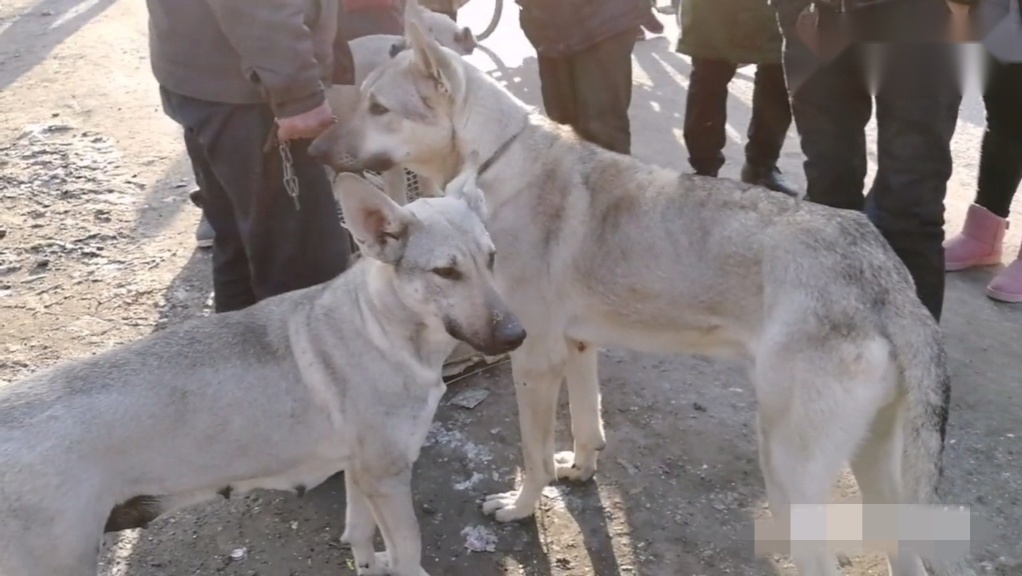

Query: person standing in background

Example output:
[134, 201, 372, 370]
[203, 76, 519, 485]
[943, 0, 1022, 303]
[337, 0, 405, 38]
[676, 0, 798, 196]
[517, 0, 657, 155]
[146, 0, 354, 313]
[774, 0, 975, 322]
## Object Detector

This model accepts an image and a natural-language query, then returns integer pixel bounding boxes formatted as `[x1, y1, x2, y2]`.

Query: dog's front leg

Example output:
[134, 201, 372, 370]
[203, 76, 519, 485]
[361, 468, 430, 576]
[556, 340, 605, 482]
[482, 347, 564, 522]
[343, 472, 385, 575]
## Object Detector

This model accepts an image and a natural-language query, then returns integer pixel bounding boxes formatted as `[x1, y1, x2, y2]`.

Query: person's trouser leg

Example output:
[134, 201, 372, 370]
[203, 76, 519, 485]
[160, 87, 350, 313]
[537, 54, 578, 128]
[683, 57, 738, 176]
[745, 62, 793, 171]
[182, 126, 256, 309]
[975, 55, 1022, 219]
[780, 19, 872, 210]
[869, 36, 961, 322]
[568, 28, 638, 155]
[182, 132, 217, 249]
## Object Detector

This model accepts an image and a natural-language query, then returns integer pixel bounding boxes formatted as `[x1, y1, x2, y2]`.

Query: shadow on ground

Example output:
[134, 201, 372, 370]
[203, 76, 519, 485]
[0, 0, 117, 91]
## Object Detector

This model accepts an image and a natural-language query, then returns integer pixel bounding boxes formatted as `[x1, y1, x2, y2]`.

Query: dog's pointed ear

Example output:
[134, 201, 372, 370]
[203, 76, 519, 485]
[405, 19, 460, 98]
[444, 152, 487, 220]
[334, 174, 413, 264]
[403, 0, 425, 38]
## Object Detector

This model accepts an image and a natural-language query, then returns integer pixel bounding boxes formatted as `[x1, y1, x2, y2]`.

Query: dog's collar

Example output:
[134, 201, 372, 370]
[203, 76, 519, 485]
[389, 40, 407, 58]
[478, 123, 525, 177]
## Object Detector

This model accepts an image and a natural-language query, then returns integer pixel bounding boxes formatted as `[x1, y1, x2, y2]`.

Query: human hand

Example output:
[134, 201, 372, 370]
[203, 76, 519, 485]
[276, 100, 336, 141]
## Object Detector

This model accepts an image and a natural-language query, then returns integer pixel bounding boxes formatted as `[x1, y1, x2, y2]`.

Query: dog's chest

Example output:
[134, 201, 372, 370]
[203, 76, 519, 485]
[395, 383, 446, 463]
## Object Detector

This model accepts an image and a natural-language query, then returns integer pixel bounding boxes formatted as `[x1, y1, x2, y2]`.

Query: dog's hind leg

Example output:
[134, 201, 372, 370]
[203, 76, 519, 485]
[343, 472, 385, 575]
[757, 412, 848, 576]
[6, 526, 106, 576]
[754, 335, 894, 576]
[483, 342, 567, 522]
[555, 339, 605, 482]
[850, 397, 934, 576]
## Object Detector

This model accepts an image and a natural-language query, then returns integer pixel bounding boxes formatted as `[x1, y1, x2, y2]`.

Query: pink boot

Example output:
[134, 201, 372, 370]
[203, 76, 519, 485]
[986, 245, 1022, 303]
[943, 204, 1008, 271]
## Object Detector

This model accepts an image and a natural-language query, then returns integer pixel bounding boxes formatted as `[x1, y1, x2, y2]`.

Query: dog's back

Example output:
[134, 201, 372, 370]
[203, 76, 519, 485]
[0, 282, 340, 575]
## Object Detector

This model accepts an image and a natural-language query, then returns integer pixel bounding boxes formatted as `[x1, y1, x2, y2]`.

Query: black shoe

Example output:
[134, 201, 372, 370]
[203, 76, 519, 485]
[641, 12, 664, 35]
[188, 187, 204, 209]
[741, 164, 799, 197]
[187, 187, 214, 248]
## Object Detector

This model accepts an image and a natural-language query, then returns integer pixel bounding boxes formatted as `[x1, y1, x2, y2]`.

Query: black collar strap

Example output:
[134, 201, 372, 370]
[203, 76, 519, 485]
[389, 40, 407, 58]
[478, 123, 525, 177]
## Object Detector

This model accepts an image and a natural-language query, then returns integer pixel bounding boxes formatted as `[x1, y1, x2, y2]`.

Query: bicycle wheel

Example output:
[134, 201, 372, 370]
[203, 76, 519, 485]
[470, 0, 502, 42]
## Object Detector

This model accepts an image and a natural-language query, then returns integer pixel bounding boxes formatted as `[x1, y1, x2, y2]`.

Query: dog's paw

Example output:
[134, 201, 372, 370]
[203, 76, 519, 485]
[481, 491, 536, 522]
[554, 450, 597, 482]
[354, 552, 390, 575]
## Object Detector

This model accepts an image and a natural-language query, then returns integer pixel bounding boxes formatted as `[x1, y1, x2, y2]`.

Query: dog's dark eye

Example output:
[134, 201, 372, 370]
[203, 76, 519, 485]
[487, 252, 496, 270]
[368, 100, 389, 116]
[432, 266, 462, 280]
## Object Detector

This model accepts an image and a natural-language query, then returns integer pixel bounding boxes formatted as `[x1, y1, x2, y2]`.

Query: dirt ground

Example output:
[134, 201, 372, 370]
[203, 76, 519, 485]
[1, 1, 1020, 575]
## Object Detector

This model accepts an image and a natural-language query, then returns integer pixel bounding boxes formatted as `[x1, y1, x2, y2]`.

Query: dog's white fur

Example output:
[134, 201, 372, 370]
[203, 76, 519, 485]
[308, 13, 975, 576]
[0, 170, 523, 576]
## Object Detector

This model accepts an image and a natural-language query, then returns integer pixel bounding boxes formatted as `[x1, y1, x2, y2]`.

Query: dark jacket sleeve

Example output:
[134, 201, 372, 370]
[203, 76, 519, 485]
[206, 0, 326, 118]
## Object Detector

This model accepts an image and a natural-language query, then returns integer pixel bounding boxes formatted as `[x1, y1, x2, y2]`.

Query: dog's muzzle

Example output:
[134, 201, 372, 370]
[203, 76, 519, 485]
[307, 143, 364, 173]
[445, 314, 526, 357]
[491, 316, 526, 354]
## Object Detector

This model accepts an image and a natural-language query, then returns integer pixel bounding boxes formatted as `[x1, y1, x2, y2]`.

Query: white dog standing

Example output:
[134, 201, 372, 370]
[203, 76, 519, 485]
[0, 169, 523, 576]
[308, 13, 976, 576]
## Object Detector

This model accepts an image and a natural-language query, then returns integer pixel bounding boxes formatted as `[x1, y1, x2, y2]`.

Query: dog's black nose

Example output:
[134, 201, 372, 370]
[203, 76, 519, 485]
[493, 319, 526, 352]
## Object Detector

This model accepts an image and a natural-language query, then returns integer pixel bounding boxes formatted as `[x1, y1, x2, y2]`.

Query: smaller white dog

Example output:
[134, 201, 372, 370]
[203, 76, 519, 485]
[0, 167, 524, 576]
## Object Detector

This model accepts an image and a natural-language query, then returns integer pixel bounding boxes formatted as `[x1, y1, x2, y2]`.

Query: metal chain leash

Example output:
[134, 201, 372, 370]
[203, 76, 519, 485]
[278, 138, 301, 211]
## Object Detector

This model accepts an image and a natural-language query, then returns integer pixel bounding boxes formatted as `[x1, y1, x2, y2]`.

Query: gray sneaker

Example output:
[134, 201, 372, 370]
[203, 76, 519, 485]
[195, 215, 214, 249]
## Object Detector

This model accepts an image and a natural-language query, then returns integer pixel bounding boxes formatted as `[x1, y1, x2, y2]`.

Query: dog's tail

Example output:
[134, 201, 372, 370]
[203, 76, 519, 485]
[888, 311, 975, 576]
[890, 313, 948, 507]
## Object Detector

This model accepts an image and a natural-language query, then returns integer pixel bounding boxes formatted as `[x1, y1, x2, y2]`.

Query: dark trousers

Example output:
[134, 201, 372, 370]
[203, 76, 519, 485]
[160, 87, 350, 313]
[537, 28, 638, 155]
[976, 54, 1022, 219]
[683, 59, 792, 176]
[778, 0, 961, 321]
